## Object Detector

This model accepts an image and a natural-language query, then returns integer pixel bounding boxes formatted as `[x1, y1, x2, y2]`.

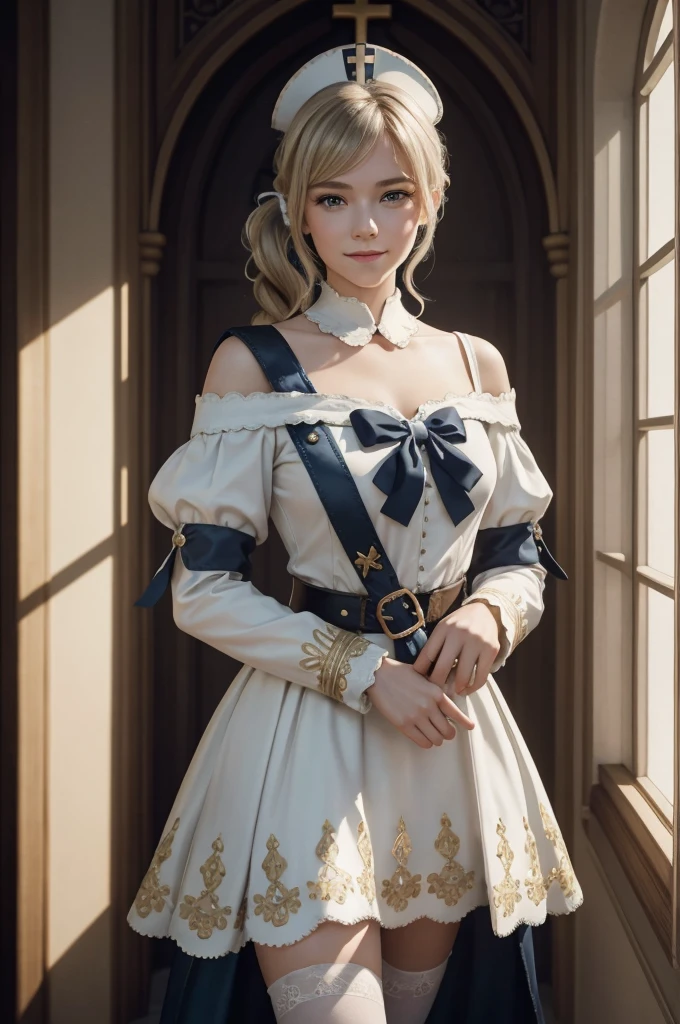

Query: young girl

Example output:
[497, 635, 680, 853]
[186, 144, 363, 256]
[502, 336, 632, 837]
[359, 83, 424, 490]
[128, 43, 583, 1024]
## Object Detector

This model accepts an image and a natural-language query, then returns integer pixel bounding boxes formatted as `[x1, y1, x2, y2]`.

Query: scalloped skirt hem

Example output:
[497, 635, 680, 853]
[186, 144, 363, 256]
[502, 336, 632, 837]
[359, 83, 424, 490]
[127, 890, 584, 962]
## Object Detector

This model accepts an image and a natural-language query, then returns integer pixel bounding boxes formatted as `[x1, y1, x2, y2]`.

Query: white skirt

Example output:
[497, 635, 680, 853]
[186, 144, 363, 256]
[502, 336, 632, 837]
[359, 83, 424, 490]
[127, 637, 583, 960]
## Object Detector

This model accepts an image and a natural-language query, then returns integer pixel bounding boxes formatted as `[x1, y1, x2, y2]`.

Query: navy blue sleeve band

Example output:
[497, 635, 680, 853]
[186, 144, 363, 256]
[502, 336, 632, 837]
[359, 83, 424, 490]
[134, 523, 257, 608]
[469, 521, 568, 582]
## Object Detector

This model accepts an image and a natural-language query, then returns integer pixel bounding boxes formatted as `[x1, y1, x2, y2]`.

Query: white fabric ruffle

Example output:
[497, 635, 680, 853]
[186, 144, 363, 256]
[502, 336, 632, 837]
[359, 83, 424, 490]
[190, 388, 521, 437]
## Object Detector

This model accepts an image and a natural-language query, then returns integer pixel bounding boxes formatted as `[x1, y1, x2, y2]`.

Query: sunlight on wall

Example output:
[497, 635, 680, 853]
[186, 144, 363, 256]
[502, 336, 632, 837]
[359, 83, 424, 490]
[47, 557, 113, 966]
[46, 0, 115, 1020]
[48, 289, 115, 574]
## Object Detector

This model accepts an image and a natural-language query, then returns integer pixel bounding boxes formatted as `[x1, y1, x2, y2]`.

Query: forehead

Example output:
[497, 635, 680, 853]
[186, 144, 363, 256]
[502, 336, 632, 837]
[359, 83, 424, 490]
[319, 134, 412, 186]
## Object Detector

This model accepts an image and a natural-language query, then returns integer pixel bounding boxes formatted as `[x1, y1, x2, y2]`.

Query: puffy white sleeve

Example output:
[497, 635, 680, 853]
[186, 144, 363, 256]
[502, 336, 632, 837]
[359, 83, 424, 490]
[142, 412, 388, 713]
[461, 420, 555, 671]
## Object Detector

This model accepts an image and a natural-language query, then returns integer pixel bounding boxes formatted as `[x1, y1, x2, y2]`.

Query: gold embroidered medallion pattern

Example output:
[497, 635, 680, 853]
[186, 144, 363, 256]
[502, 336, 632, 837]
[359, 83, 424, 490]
[492, 819, 522, 917]
[523, 817, 549, 906]
[540, 803, 578, 898]
[134, 817, 180, 918]
[179, 836, 232, 939]
[426, 813, 476, 907]
[381, 816, 422, 912]
[356, 820, 376, 902]
[253, 834, 302, 927]
[299, 625, 370, 703]
[307, 819, 355, 904]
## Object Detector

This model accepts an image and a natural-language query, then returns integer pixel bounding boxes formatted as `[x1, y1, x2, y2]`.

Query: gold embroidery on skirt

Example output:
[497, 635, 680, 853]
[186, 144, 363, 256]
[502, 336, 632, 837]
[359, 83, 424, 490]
[134, 817, 180, 918]
[299, 626, 370, 703]
[523, 817, 549, 906]
[233, 893, 247, 930]
[253, 834, 302, 927]
[356, 820, 377, 902]
[540, 803, 577, 898]
[381, 816, 422, 912]
[426, 813, 476, 906]
[179, 836, 232, 938]
[307, 819, 355, 903]
[492, 819, 522, 917]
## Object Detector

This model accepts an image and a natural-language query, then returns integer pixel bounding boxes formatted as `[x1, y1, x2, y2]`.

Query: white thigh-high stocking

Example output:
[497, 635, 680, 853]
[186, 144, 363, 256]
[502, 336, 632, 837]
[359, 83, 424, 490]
[267, 961, 387, 1023]
[381, 955, 449, 1024]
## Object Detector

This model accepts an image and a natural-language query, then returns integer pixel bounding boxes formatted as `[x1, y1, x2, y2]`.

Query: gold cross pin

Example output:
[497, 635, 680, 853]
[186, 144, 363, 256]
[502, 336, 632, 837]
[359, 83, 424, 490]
[355, 545, 384, 577]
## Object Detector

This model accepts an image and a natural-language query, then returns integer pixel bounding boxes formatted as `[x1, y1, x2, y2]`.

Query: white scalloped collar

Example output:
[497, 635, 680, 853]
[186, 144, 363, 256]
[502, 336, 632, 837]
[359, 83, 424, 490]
[303, 281, 419, 348]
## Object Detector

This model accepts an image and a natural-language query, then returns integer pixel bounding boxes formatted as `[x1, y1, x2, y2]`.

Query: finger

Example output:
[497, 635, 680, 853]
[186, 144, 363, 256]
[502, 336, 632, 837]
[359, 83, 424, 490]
[430, 706, 457, 741]
[415, 718, 447, 746]
[412, 629, 445, 675]
[402, 724, 434, 749]
[453, 642, 480, 693]
[429, 638, 464, 688]
[412, 644, 435, 676]
[438, 691, 475, 729]
[459, 645, 496, 695]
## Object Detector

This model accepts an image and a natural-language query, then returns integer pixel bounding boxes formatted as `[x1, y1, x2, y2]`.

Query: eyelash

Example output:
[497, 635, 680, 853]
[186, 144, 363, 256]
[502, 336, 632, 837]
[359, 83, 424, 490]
[314, 190, 415, 208]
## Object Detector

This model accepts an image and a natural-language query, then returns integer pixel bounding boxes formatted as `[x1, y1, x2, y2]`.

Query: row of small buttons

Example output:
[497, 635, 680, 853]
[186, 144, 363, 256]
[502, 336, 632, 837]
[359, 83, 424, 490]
[419, 442, 429, 571]
[419, 476, 432, 573]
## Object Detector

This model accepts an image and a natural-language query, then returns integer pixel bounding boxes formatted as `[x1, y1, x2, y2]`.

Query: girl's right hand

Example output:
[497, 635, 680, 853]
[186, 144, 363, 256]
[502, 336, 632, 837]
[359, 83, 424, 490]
[364, 656, 476, 749]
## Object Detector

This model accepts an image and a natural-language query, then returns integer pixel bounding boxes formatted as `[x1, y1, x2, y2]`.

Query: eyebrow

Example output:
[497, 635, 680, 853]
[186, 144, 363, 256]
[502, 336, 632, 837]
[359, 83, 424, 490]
[310, 176, 415, 189]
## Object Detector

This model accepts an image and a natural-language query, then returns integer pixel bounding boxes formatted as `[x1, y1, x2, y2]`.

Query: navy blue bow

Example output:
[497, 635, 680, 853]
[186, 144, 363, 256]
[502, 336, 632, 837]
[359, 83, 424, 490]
[349, 406, 483, 528]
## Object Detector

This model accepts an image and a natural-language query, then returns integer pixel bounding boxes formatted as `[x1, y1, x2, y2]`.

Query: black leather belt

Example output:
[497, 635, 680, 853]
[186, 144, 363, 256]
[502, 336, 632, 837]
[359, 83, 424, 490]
[289, 575, 468, 638]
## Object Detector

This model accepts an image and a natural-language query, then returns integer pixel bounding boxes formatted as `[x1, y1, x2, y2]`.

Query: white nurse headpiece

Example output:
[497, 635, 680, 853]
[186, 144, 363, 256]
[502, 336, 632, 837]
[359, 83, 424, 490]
[271, 43, 443, 133]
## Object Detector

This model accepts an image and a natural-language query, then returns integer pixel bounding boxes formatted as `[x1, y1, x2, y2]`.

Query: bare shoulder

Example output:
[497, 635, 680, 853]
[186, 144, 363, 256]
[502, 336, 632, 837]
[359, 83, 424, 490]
[466, 334, 512, 396]
[202, 332, 272, 398]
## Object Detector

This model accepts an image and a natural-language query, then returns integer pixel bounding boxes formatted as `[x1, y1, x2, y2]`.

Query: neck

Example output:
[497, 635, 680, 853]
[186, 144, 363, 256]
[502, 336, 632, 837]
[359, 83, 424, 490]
[324, 270, 397, 323]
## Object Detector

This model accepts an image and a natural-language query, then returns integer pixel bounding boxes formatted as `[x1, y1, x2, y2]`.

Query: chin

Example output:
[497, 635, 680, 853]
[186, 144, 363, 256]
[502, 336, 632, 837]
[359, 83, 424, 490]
[332, 263, 401, 289]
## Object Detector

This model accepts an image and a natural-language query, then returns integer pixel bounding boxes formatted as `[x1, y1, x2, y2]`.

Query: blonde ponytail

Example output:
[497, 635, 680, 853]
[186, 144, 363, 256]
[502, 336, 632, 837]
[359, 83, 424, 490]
[243, 201, 312, 325]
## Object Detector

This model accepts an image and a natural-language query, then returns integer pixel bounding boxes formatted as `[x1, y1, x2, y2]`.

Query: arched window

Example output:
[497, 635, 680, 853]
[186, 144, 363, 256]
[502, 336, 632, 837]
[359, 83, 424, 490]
[590, 0, 677, 962]
[634, 0, 675, 816]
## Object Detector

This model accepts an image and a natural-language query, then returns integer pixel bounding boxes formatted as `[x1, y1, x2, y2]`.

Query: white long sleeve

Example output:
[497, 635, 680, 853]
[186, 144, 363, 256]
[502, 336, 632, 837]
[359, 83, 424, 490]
[461, 421, 552, 670]
[147, 422, 387, 713]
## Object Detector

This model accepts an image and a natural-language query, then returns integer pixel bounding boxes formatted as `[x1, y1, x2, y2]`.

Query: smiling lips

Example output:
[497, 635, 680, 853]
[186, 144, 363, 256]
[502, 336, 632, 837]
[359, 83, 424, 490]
[345, 250, 386, 262]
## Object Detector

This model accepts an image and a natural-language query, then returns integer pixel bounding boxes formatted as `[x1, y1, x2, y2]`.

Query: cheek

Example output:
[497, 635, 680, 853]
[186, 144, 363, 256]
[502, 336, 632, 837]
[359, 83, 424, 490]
[393, 210, 421, 246]
[305, 207, 344, 251]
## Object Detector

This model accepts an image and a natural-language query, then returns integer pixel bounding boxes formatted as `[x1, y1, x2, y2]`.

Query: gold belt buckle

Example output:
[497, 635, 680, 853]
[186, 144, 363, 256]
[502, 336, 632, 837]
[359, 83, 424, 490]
[376, 588, 425, 640]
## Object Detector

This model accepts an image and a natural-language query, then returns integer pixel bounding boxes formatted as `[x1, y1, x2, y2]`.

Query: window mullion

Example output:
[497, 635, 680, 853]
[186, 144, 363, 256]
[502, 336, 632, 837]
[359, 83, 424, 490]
[671, 0, 680, 967]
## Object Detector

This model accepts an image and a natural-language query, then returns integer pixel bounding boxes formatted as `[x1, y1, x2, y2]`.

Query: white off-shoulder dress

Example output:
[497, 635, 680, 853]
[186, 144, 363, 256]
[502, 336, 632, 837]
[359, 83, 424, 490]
[127, 342, 583, 960]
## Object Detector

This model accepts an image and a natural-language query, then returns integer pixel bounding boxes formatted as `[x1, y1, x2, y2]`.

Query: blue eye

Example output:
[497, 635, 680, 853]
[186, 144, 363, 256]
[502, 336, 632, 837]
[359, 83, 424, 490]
[383, 190, 415, 202]
[316, 195, 345, 208]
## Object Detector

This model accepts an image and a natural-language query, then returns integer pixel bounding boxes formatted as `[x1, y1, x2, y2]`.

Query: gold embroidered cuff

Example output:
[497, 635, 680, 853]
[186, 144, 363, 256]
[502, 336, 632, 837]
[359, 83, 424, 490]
[299, 625, 373, 705]
[461, 587, 528, 667]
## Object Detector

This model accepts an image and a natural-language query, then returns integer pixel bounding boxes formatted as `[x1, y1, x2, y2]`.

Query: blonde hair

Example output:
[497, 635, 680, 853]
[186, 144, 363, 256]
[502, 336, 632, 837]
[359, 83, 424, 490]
[244, 80, 449, 324]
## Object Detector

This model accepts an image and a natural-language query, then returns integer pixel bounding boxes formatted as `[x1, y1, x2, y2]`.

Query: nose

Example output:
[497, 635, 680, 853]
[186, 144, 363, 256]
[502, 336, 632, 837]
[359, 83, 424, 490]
[351, 209, 378, 240]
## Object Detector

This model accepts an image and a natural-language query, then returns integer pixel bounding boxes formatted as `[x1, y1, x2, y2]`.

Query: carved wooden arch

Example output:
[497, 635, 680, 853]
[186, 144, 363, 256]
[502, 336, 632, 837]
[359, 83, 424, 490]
[147, 0, 560, 237]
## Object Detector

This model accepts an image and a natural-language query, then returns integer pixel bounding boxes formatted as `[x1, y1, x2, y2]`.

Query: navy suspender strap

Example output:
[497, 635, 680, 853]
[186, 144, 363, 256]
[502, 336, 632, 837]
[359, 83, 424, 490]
[215, 325, 429, 663]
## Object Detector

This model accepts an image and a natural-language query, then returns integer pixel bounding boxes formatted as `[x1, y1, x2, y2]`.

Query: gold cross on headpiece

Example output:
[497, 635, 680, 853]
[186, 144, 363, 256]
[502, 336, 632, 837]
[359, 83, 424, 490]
[332, 0, 392, 84]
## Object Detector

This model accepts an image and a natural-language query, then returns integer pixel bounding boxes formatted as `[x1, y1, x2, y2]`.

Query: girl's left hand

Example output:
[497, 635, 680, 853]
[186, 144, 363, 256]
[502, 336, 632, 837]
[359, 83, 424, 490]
[412, 601, 502, 696]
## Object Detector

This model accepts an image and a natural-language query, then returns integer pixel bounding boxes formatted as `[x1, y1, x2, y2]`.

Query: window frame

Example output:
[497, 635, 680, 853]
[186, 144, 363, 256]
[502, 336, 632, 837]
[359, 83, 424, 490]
[588, 0, 680, 966]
